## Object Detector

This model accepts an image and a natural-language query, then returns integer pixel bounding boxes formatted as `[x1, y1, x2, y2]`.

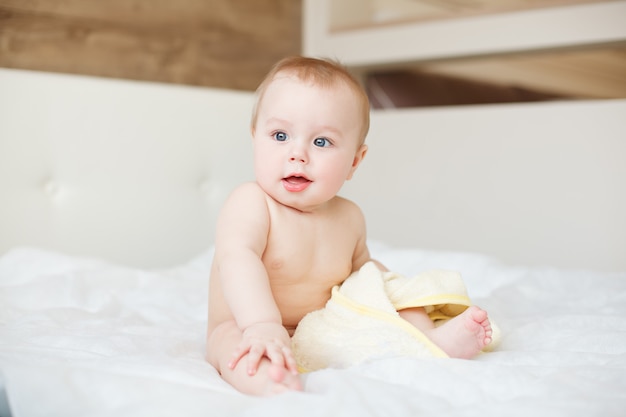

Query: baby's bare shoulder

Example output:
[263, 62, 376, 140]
[332, 195, 358, 209]
[332, 196, 365, 220]
[216, 182, 270, 237]
[219, 182, 269, 214]
[228, 181, 266, 200]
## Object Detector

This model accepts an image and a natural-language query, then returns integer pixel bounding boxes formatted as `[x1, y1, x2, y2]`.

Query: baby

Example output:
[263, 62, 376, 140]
[205, 56, 492, 396]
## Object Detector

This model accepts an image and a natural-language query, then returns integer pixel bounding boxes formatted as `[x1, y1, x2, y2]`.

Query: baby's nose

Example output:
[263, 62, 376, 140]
[290, 154, 306, 163]
[289, 143, 307, 163]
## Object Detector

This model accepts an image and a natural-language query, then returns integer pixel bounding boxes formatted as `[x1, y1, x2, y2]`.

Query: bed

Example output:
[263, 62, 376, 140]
[1, 67, 626, 417]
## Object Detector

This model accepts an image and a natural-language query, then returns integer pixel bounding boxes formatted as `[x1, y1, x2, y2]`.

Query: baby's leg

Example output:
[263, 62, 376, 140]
[206, 321, 302, 396]
[399, 306, 492, 359]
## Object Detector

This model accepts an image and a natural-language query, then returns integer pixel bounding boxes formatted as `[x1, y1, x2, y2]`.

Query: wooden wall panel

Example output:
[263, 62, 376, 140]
[0, 0, 302, 90]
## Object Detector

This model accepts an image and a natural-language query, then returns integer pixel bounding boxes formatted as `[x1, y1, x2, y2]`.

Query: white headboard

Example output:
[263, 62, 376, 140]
[0, 68, 254, 268]
[1, 68, 625, 271]
[343, 100, 626, 272]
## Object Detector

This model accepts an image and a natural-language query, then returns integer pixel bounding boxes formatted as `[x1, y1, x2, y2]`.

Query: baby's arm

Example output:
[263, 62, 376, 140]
[213, 183, 297, 376]
[349, 202, 388, 272]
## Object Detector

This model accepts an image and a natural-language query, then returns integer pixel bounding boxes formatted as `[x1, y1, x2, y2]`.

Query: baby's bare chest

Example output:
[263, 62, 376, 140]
[263, 233, 354, 327]
[261, 206, 364, 326]
[265, 233, 353, 277]
[265, 212, 357, 271]
[266, 210, 362, 294]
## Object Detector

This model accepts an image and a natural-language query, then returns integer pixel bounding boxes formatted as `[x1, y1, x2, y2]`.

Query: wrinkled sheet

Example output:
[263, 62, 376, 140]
[1, 242, 625, 417]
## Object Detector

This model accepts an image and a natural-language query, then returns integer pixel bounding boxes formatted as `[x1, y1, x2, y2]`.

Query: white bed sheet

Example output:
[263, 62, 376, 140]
[0, 242, 625, 417]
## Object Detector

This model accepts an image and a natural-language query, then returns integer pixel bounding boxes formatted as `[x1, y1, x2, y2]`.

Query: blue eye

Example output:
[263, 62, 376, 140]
[274, 131, 288, 142]
[313, 137, 331, 147]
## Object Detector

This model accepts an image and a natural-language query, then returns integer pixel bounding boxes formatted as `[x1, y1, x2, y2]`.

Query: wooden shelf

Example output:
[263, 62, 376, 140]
[303, 0, 626, 99]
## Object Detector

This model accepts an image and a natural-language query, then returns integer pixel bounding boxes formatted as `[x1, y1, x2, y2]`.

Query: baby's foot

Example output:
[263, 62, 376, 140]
[428, 306, 492, 359]
[263, 364, 303, 396]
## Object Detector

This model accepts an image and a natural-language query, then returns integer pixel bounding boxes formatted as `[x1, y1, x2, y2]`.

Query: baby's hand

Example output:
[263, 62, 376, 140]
[229, 322, 298, 376]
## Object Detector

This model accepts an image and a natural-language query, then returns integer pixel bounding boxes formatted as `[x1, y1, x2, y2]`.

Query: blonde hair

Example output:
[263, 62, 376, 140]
[251, 56, 370, 144]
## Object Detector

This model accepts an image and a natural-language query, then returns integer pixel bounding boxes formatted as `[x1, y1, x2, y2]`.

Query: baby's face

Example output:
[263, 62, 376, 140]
[252, 74, 366, 212]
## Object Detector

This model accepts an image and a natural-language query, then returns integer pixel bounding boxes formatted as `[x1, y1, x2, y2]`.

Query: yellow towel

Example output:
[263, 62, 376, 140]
[291, 262, 498, 372]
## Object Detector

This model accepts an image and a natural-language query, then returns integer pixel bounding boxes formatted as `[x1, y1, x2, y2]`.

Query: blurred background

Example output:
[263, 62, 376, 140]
[1, 0, 624, 106]
[0, 0, 301, 91]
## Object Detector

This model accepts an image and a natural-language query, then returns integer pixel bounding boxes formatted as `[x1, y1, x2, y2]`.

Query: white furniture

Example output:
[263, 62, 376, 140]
[0, 68, 254, 268]
[303, 0, 626, 98]
[304, 0, 626, 67]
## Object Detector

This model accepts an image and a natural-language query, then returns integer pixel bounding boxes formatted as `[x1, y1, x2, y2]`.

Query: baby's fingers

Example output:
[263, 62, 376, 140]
[245, 344, 266, 375]
[266, 344, 299, 376]
[228, 342, 251, 370]
[283, 348, 299, 375]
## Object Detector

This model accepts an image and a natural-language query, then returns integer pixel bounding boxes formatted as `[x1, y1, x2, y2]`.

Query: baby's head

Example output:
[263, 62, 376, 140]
[250, 56, 371, 212]
[251, 56, 370, 145]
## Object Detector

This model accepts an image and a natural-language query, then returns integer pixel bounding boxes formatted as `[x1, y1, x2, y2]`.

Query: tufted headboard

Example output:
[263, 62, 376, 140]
[0, 68, 255, 268]
[1, 68, 625, 271]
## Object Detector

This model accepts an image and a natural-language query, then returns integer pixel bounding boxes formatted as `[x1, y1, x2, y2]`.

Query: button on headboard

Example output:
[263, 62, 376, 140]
[0, 68, 255, 268]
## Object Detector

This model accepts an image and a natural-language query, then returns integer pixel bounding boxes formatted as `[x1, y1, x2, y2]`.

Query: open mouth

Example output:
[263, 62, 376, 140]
[284, 175, 310, 184]
[282, 175, 312, 192]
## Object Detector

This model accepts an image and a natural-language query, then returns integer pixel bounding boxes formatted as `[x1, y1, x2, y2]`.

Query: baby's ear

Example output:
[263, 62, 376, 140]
[347, 144, 368, 180]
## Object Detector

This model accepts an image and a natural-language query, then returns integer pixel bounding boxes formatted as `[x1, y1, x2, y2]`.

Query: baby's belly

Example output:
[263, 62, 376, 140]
[268, 262, 353, 332]
[276, 287, 335, 332]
